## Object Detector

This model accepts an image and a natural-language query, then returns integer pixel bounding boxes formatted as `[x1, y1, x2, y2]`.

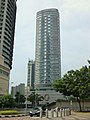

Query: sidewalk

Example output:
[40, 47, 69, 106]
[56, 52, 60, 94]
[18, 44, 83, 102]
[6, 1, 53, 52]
[49, 111, 90, 120]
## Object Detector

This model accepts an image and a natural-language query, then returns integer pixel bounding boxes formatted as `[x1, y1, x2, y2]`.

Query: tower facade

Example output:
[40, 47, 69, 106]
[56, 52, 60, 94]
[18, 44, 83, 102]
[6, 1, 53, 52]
[35, 9, 61, 89]
[0, 0, 17, 95]
[27, 60, 35, 89]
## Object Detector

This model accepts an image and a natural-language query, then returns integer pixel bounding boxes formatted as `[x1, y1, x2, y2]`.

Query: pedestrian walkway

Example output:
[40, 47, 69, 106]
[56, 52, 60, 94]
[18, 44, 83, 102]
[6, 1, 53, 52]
[49, 111, 90, 120]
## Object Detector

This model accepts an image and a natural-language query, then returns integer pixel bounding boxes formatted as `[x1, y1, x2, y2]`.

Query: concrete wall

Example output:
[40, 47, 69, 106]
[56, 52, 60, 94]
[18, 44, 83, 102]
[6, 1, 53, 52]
[56, 101, 90, 111]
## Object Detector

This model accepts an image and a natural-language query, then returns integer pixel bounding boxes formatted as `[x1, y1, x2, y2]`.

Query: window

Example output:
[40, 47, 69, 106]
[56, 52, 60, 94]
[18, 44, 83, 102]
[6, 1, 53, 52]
[44, 51, 46, 54]
[0, 18, 3, 21]
[2, 0, 5, 2]
[48, 17, 50, 20]
[0, 10, 4, 13]
[44, 45, 46, 48]
[44, 17, 47, 19]
[44, 26, 47, 28]
[44, 66, 46, 68]
[44, 41, 46, 44]
[44, 48, 46, 51]
[1, 2, 5, 6]
[44, 35, 46, 38]
[48, 21, 50, 23]
[1, 6, 4, 9]
[48, 24, 50, 26]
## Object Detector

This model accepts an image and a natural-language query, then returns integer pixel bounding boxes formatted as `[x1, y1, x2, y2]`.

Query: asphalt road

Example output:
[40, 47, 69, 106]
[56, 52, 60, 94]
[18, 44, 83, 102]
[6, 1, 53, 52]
[0, 112, 90, 120]
[0, 116, 48, 120]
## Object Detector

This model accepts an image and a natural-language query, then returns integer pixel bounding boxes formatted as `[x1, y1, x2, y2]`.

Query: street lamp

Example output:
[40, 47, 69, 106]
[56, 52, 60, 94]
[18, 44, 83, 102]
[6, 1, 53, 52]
[35, 89, 37, 107]
[25, 86, 28, 113]
[11, 81, 14, 96]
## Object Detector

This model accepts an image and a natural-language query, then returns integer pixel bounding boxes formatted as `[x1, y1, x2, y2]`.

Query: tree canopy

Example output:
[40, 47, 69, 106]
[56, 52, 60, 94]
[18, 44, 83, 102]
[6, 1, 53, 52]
[15, 92, 26, 106]
[0, 95, 16, 108]
[53, 63, 90, 111]
[27, 92, 44, 107]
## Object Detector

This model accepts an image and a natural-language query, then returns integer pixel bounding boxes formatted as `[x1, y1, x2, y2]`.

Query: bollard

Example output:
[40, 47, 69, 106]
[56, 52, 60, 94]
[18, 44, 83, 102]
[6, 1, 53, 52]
[66, 108, 68, 116]
[40, 108, 42, 118]
[68, 108, 70, 116]
[46, 109, 48, 118]
[56, 107, 58, 117]
[51, 109, 54, 118]
[63, 108, 65, 116]
[60, 108, 62, 117]
[69, 108, 71, 115]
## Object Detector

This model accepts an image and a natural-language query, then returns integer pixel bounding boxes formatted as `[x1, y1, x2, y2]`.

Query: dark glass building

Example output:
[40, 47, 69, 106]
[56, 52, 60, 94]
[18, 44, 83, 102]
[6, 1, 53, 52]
[35, 8, 61, 89]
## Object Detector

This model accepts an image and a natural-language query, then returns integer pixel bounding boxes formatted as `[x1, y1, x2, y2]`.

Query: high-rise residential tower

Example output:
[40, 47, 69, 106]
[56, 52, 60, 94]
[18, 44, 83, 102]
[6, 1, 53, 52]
[35, 8, 61, 90]
[27, 60, 35, 89]
[0, 0, 17, 95]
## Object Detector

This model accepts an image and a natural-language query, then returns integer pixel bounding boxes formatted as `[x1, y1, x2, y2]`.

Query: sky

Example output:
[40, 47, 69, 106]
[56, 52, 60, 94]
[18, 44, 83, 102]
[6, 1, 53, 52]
[10, 0, 90, 87]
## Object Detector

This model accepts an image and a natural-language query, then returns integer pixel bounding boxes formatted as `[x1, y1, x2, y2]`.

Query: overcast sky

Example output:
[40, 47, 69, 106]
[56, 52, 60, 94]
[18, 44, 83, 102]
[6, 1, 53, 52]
[10, 0, 90, 87]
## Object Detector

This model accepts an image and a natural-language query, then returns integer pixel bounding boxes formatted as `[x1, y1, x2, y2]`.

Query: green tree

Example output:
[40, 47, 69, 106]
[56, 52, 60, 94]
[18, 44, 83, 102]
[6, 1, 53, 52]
[0, 96, 5, 108]
[15, 92, 26, 106]
[35, 94, 44, 105]
[4, 95, 16, 108]
[27, 92, 35, 106]
[53, 63, 90, 111]
[0, 95, 16, 108]
[27, 92, 44, 107]
[19, 95, 26, 103]
[15, 92, 20, 105]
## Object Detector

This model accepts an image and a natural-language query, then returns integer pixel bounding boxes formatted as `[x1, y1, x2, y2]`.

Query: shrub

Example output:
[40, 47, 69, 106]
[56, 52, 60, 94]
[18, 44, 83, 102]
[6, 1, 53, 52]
[0, 110, 20, 115]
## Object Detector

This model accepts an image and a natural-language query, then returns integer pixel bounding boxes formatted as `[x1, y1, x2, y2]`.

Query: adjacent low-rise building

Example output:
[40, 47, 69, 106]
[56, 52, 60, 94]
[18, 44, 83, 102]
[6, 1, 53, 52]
[11, 83, 25, 98]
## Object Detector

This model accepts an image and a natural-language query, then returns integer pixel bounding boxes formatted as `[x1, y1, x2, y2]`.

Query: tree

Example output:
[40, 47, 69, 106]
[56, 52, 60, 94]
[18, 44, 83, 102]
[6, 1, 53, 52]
[0, 95, 16, 108]
[19, 95, 26, 103]
[27, 92, 44, 107]
[15, 92, 26, 107]
[15, 92, 20, 105]
[4, 95, 16, 108]
[35, 94, 44, 105]
[27, 92, 35, 106]
[53, 63, 90, 111]
[0, 96, 5, 108]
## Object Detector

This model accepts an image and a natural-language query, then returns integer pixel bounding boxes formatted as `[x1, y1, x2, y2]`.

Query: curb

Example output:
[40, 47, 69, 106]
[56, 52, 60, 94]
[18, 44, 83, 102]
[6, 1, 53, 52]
[0, 114, 28, 118]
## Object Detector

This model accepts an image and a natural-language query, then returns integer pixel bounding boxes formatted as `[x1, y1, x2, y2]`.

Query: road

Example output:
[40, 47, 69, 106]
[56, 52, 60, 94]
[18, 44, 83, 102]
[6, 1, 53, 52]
[0, 112, 90, 120]
[0, 116, 48, 120]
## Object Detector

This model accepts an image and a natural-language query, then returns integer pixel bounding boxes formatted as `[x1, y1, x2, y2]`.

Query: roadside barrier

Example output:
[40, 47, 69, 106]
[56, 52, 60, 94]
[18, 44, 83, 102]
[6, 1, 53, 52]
[0, 114, 27, 118]
[40, 107, 71, 118]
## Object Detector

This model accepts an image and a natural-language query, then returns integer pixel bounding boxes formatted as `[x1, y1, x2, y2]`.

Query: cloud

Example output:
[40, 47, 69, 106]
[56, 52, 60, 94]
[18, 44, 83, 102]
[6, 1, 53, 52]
[62, 0, 90, 11]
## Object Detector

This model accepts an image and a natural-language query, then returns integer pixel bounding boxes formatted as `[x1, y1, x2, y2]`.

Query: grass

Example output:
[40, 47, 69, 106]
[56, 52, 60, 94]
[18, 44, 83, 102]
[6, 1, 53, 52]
[0, 110, 20, 115]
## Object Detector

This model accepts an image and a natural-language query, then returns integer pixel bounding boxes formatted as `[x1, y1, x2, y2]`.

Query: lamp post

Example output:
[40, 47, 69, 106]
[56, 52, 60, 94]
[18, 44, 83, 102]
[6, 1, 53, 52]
[35, 89, 37, 107]
[25, 86, 28, 113]
[11, 81, 14, 97]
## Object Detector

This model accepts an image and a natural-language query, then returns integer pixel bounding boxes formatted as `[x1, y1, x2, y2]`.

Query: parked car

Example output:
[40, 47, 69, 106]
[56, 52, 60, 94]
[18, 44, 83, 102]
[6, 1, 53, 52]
[29, 107, 40, 117]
